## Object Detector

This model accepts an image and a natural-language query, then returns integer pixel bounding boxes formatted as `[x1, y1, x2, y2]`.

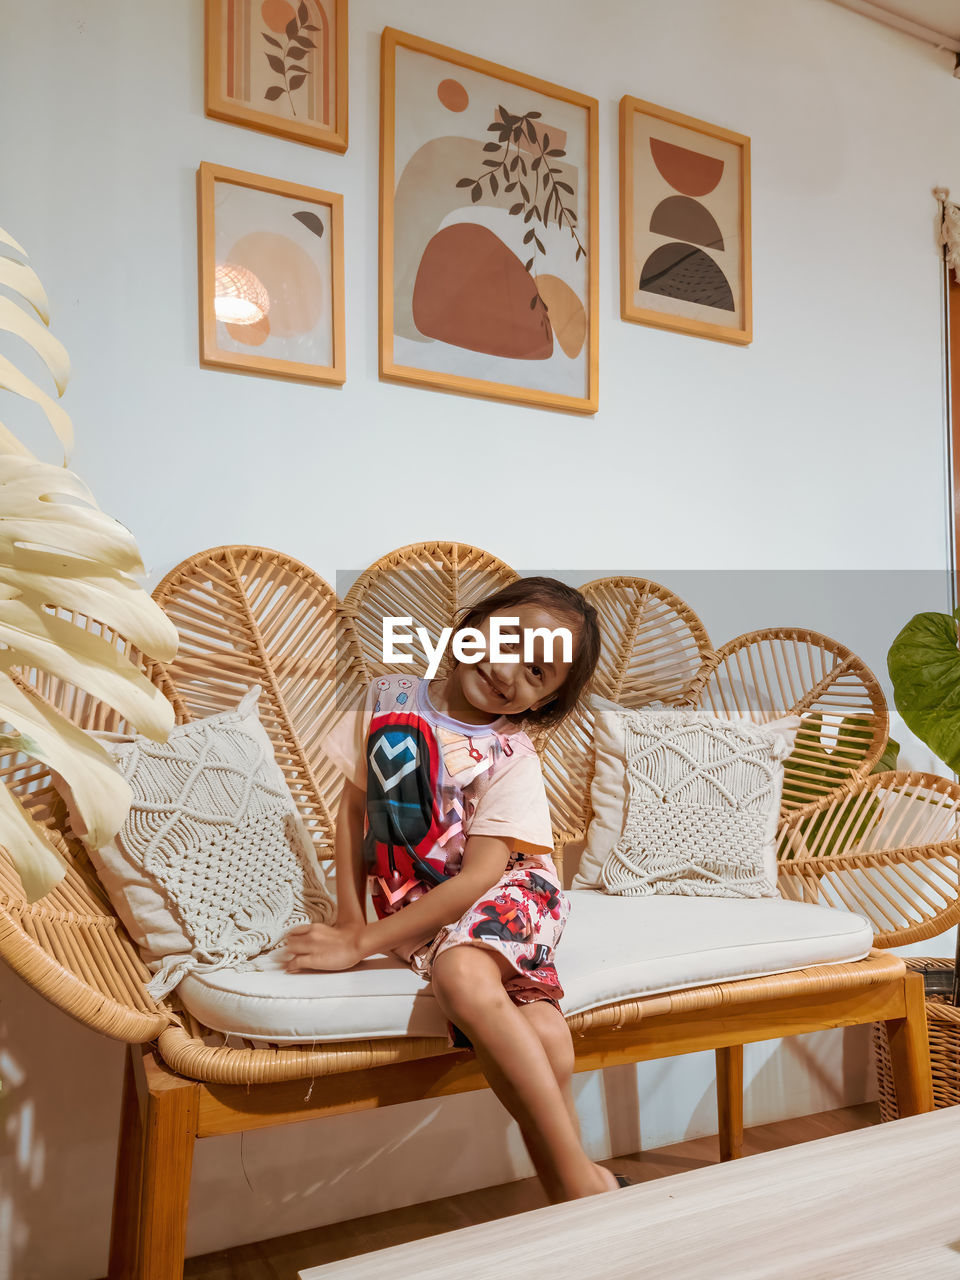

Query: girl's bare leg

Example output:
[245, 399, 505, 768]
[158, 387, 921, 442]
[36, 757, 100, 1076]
[431, 944, 617, 1202]
[517, 999, 582, 1140]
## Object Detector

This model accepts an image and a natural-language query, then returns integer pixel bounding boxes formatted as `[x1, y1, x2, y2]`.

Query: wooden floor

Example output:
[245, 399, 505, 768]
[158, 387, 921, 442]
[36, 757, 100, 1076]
[163, 1102, 881, 1280]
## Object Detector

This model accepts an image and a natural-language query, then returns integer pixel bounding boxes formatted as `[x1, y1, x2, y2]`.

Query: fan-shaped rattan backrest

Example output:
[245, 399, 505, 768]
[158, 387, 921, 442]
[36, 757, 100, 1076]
[698, 628, 888, 815]
[339, 541, 518, 686]
[777, 772, 960, 945]
[538, 577, 714, 849]
[151, 546, 340, 858]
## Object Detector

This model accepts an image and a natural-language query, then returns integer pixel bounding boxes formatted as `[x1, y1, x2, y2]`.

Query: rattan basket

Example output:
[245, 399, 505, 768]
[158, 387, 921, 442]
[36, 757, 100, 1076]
[874, 957, 960, 1119]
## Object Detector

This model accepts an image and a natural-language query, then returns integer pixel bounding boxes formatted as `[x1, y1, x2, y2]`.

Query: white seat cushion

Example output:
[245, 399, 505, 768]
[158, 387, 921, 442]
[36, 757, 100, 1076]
[176, 890, 873, 1046]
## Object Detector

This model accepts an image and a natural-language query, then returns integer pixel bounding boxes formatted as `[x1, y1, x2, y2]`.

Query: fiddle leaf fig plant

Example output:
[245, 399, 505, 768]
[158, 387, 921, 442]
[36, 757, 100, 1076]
[888, 608, 960, 773]
[0, 224, 178, 901]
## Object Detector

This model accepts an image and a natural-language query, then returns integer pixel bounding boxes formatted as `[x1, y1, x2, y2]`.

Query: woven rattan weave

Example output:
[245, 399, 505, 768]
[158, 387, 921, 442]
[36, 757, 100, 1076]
[875, 957, 960, 1119]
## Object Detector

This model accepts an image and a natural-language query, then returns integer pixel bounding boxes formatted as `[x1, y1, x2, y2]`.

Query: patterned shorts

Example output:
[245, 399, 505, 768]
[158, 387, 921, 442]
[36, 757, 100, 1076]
[403, 862, 571, 1050]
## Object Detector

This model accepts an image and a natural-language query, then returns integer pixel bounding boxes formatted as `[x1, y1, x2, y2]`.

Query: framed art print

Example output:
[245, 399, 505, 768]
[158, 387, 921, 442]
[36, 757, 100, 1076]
[380, 28, 599, 414]
[620, 96, 751, 345]
[197, 162, 345, 385]
[205, 0, 348, 152]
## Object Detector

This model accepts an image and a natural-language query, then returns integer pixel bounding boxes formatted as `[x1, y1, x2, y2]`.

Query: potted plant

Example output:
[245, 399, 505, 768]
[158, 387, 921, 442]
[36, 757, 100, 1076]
[888, 605, 960, 1007]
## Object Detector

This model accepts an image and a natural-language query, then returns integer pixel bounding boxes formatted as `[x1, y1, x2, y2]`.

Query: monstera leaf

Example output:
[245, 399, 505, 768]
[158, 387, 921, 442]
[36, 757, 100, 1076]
[0, 225, 178, 901]
[888, 609, 960, 774]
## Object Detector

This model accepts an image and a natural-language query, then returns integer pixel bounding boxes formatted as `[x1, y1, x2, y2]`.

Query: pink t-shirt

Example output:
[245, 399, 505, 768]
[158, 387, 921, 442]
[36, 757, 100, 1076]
[320, 674, 557, 921]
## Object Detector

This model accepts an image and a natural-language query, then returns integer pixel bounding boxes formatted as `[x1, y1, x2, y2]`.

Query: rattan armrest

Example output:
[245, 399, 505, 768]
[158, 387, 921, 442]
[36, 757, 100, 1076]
[775, 771, 960, 946]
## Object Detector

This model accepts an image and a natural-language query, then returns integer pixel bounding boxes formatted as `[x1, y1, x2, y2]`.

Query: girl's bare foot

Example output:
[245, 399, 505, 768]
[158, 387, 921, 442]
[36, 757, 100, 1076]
[547, 1160, 620, 1202]
[593, 1162, 619, 1193]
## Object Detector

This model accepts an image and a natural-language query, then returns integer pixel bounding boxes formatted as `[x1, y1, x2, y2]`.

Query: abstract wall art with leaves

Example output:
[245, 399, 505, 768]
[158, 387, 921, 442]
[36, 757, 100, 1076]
[205, 0, 348, 152]
[620, 97, 751, 345]
[198, 162, 345, 385]
[380, 29, 598, 413]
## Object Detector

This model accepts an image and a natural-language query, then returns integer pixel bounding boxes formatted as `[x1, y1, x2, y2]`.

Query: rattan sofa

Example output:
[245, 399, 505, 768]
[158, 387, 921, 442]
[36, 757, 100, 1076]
[1, 541, 954, 1280]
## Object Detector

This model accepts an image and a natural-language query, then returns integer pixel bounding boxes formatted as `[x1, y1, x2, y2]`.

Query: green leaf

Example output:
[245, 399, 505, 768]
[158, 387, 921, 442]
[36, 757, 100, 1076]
[888, 609, 960, 770]
[872, 737, 901, 773]
[788, 712, 876, 801]
[793, 791, 882, 859]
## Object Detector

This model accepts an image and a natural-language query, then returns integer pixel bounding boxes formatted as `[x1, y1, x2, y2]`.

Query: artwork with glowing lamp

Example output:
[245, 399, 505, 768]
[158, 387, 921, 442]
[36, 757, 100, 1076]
[214, 263, 271, 325]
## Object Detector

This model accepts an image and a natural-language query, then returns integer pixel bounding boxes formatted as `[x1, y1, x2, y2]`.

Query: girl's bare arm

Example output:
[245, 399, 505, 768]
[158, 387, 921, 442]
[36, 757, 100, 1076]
[355, 835, 510, 958]
[333, 779, 367, 926]
[286, 836, 512, 972]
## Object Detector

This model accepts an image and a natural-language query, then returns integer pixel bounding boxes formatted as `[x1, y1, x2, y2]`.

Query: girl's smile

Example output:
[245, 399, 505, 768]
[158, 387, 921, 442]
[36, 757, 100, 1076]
[431, 603, 580, 725]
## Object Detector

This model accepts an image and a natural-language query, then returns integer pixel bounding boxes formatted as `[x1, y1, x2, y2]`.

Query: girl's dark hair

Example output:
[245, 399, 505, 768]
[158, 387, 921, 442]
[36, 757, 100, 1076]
[454, 576, 601, 732]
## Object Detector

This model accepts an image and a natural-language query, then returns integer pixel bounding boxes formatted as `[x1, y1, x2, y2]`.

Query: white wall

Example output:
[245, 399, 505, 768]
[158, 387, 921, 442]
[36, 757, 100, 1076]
[2, 1, 959, 1276]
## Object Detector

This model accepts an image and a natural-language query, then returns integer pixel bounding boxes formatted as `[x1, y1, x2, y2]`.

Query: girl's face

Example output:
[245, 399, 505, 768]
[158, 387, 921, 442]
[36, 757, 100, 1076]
[454, 603, 578, 719]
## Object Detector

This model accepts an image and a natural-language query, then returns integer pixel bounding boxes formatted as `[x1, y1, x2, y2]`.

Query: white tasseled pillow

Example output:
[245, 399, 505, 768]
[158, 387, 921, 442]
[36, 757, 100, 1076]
[85, 686, 334, 1000]
[572, 696, 800, 897]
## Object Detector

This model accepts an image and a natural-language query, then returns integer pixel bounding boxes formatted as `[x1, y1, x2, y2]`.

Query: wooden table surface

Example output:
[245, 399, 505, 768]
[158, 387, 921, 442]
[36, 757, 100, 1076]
[299, 1107, 960, 1279]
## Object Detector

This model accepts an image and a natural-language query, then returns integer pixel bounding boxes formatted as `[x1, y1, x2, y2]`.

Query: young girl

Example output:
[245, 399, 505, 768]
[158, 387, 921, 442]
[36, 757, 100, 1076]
[283, 577, 625, 1202]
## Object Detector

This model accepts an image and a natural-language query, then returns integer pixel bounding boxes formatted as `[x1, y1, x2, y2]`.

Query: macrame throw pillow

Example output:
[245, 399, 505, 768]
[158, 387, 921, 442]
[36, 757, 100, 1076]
[85, 686, 334, 1000]
[573, 697, 799, 899]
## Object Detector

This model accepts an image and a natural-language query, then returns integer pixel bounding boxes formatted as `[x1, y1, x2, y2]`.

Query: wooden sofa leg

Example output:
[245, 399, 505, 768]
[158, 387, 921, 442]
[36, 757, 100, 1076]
[716, 1044, 744, 1161]
[884, 971, 934, 1118]
[134, 1050, 200, 1280]
[108, 1044, 146, 1279]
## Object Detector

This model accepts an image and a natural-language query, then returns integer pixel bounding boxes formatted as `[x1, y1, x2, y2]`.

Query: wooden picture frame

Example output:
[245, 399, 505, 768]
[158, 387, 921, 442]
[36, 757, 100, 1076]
[380, 27, 599, 414]
[197, 162, 345, 385]
[205, 0, 348, 153]
[620, 96, 752, 345]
